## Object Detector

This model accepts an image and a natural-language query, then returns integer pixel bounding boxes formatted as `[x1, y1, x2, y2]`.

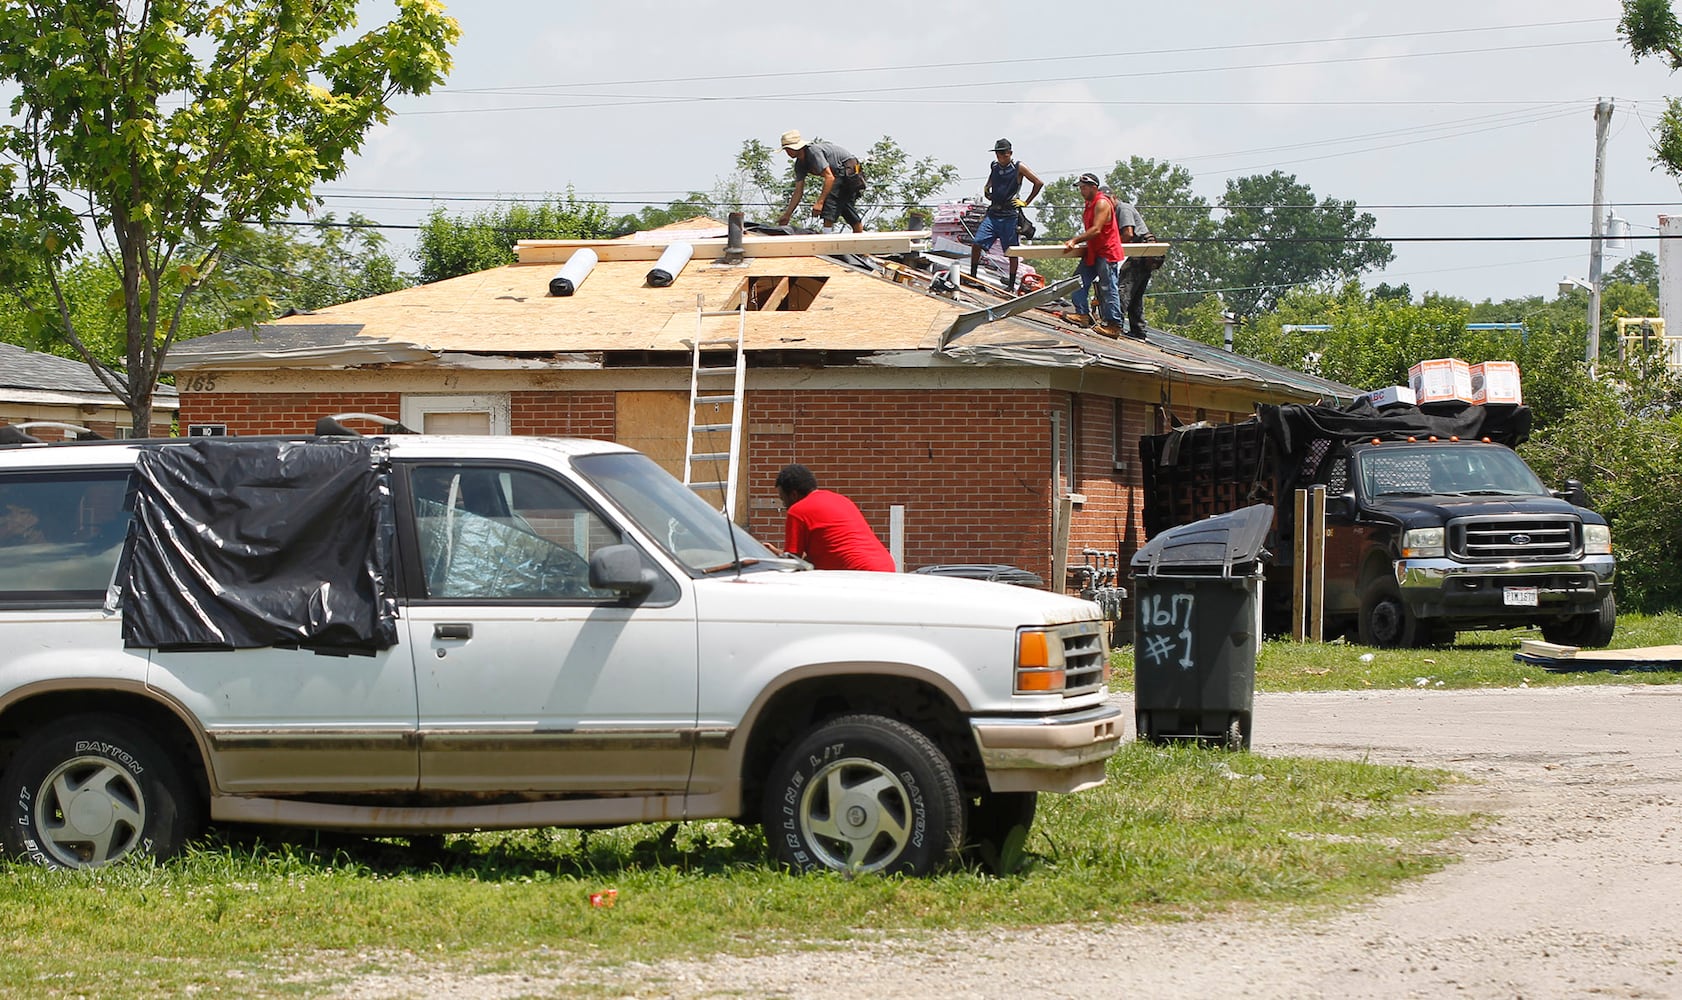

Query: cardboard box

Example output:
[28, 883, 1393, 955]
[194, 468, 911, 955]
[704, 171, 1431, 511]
[1364, 385, 1417, 409]
[1469, 361, 1522, 405]
[1408, 358, 1473, 404]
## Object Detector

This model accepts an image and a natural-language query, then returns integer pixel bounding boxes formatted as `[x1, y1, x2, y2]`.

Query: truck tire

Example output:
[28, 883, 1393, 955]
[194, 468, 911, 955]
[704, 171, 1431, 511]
[0, 714, 202, 869]
[1358, 578, 1425, 648]
[763, 714, 965, 876]
[1541, 592, 1617, 649]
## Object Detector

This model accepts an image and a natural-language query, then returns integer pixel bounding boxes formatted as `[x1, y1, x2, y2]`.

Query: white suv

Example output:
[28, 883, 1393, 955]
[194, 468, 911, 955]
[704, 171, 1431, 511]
[0, 425, 1119, 875]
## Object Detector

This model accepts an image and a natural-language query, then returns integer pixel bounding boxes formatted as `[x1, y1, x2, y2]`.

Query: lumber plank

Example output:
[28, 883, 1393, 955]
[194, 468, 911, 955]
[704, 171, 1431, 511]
[515, 231, 929, 264]
[1006, 242, 1170, 260]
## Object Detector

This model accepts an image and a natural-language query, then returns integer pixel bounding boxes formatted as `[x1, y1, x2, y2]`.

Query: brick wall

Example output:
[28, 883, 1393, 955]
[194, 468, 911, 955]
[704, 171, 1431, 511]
[176, 391, 402, 436]
[179, 384, 1180, 589]
[510, 390, 615, 438]
[743, 388, 1056, 580]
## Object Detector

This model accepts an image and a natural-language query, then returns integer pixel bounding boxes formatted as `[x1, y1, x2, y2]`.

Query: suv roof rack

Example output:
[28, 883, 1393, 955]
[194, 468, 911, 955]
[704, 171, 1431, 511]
[0, 421, 102, 445]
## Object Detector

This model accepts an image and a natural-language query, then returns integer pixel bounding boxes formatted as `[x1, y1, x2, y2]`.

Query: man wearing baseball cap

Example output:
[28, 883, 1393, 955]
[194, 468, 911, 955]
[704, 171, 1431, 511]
[969, 138, 1044, 279]
[775, 129, 866, 233]
[1063, 172, 1125, 336]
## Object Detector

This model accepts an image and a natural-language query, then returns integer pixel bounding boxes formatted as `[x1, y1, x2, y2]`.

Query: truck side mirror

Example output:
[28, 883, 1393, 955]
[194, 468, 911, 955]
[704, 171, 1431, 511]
[588, 544, 658, 596]
[1556, 479, 1593, 510]
[1323, 494, 1355, 519]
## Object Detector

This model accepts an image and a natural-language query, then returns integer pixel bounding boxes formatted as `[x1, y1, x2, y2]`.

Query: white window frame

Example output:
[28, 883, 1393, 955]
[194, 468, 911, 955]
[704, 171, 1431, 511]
[400, 393, 510, 435]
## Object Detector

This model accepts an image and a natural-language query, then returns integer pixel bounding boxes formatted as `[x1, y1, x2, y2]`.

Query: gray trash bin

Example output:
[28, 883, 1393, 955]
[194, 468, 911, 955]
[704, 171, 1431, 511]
[1130, 504, 1272, 750]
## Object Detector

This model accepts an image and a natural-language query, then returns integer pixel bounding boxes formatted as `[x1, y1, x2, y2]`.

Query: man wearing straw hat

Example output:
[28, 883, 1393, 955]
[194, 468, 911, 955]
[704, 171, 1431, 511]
[775, 130, 866, 233]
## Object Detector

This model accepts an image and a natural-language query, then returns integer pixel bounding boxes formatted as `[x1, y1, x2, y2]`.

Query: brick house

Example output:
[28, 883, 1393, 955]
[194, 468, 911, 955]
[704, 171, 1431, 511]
[166, 219, 1355, 601]
[0, 341, 178, 440]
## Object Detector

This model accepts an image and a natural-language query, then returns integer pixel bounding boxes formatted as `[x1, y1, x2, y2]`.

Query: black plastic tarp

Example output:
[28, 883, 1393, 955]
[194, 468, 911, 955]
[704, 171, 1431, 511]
[118, 438, 398, 652]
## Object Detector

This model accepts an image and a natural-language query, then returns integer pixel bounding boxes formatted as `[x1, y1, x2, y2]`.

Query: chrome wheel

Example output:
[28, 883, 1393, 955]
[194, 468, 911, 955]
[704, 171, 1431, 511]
[34, 755, 146, 867]
[798, 756, 912, 873]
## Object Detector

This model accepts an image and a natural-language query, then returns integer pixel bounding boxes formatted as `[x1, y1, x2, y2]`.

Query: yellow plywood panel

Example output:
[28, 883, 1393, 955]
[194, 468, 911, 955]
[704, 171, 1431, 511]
[263, 257, 960, 354]
[614, 390, 748, 520]
[1006, 242, 1169, 260]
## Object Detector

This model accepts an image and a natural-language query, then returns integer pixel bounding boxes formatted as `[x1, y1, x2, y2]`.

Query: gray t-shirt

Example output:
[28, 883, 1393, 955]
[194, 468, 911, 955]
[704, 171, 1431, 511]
[792, 141, 857, 182]
[1113, 201, 1145, 239]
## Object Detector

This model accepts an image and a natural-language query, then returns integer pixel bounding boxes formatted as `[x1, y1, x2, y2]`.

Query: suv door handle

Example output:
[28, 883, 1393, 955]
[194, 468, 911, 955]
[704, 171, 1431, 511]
[433, 623, 473, 641]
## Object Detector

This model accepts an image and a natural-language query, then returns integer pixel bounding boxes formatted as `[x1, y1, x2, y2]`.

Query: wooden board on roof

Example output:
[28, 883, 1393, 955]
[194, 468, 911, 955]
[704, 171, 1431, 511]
[258, 255, 962, 354]
[515, 230, 929, 264]
[1007, 242, 1169, 260]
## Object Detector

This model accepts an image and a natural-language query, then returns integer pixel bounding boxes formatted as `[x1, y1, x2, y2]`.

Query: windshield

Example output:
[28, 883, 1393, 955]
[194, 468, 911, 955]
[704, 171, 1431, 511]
[572, 451, 780, 573]
[1358, 445, 1547, 499]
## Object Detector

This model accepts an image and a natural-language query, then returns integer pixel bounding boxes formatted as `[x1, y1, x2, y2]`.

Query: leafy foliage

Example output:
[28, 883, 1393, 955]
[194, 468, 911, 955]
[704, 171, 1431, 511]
[1028, 159, 1389, 322]
[413, 193, 613, 283]
[1524, 359, 1682, 611]
[1621, 0, 1682, 176]
[0, 0, 459, 435]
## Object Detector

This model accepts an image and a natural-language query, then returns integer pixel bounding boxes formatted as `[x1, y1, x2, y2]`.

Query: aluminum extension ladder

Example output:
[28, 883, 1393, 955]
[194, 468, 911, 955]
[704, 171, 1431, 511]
[682, 294, 747, 513]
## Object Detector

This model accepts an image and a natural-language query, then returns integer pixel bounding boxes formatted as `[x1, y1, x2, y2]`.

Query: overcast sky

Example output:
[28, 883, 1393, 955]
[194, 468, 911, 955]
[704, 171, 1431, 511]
[320, 0, 1682, 304]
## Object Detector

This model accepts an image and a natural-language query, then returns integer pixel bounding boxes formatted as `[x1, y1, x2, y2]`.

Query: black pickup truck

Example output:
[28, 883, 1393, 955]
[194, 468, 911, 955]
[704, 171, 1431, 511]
[1140, 400, 1617, 648]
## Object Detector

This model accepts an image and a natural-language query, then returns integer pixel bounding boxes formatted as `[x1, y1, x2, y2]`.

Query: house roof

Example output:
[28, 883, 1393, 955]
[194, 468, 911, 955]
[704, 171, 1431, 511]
[165, 226, 1361, 405]
[0, 341, 179, 409]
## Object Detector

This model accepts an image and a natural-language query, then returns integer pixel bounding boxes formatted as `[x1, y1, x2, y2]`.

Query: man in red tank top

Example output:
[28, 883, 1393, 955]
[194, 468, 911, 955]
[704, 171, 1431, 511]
[775, 464, 896, 572]
[1062, 171, 1125, 337]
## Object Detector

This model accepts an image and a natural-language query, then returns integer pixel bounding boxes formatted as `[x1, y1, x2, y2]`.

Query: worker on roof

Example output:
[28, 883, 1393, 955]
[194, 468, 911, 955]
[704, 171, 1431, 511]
[1107, 187, 1158, 341]
[1063, 172, 1125, 337]
[969, 138, 1044, 279]
[775, 130, 866, 234]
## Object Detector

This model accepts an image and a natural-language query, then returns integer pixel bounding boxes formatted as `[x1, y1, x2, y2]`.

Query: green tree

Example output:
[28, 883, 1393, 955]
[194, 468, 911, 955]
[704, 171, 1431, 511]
[1620, 0, 1682, 176]
[1029, 162, 1389, 324]
[1032, 157, 1221, 324]
[216, 215, 413, 314]
[606, 193, 719, 236]
[1524, 357, 1682, 611]
[413, 193, 613, 283]
[1211, 171, 1394, 317]
[1606, 250, 1659, 293]
[0, 0, 459, 436]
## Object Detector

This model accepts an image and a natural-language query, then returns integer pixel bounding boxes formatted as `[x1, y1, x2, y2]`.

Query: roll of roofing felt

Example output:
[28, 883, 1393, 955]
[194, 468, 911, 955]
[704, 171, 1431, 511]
[646, 242, 693, 288]
[549, 248, 599, 296]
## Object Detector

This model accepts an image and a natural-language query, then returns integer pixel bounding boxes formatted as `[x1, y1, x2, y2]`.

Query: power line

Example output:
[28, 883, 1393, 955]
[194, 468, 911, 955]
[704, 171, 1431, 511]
[441, 18, 1613, 94]
[403, 39, 1615, 117]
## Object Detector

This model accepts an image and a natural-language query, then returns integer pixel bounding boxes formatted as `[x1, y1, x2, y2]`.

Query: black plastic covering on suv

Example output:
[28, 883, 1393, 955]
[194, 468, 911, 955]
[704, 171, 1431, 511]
[117, 438, 398, 653]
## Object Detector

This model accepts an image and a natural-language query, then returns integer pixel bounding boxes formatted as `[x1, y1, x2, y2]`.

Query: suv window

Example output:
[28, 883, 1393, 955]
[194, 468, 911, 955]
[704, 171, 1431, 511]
[406, 465, 622, 600]
[0, 470, 131, 602]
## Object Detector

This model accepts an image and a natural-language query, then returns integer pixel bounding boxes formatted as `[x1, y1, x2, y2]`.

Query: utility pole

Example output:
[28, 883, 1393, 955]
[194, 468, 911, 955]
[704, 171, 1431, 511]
[1587, 98, 1614, 370]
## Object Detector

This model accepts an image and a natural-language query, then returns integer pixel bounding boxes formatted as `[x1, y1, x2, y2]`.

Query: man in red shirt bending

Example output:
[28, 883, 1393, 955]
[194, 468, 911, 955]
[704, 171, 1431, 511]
[775, 464, 896, 572]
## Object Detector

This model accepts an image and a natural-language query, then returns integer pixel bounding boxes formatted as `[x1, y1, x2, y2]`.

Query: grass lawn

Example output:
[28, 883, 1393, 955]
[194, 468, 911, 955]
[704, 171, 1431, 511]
[0, 744, 1463, 998]
[17, 607, 1663, 995]
[1110, 611, 1682, 693]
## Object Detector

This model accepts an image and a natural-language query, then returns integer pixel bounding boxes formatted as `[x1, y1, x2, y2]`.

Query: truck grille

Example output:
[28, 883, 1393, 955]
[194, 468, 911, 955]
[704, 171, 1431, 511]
[1450, 515, 1579, 561]
[1060, 622, 1107, 695]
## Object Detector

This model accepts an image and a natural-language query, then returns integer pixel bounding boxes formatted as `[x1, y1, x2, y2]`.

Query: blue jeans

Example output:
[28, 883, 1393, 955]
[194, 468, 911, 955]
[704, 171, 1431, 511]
[1074, 259, 1122, 325]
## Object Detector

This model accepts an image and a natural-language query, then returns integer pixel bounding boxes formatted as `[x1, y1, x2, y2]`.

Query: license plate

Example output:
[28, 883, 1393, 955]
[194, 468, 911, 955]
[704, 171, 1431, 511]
[1504, 586, 1539, 607]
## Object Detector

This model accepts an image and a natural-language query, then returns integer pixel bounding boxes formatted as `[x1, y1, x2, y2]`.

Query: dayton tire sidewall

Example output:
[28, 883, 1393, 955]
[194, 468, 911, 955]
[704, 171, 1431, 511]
[765, 715, 962, 877]
[1, 717, 193, 869]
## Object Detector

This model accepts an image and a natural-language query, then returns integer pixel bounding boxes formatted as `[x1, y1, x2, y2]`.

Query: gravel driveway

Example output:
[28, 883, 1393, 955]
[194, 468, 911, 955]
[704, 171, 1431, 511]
[335, 685, 1682, 999]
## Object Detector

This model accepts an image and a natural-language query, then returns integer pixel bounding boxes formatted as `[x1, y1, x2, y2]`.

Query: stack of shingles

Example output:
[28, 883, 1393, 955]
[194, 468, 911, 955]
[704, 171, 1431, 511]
[928, 201, 1039, 290]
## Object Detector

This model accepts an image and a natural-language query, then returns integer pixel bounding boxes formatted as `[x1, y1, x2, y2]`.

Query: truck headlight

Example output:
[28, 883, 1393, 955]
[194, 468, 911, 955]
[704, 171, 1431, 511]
[1015, 628, 1067, 694]
[1402, 527, 1445, 558]
[1583, 523, 1612, 555]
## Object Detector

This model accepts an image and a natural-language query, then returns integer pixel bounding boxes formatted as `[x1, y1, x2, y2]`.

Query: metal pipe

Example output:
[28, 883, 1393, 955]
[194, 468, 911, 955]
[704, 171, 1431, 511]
[725, 212, 745, 264]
